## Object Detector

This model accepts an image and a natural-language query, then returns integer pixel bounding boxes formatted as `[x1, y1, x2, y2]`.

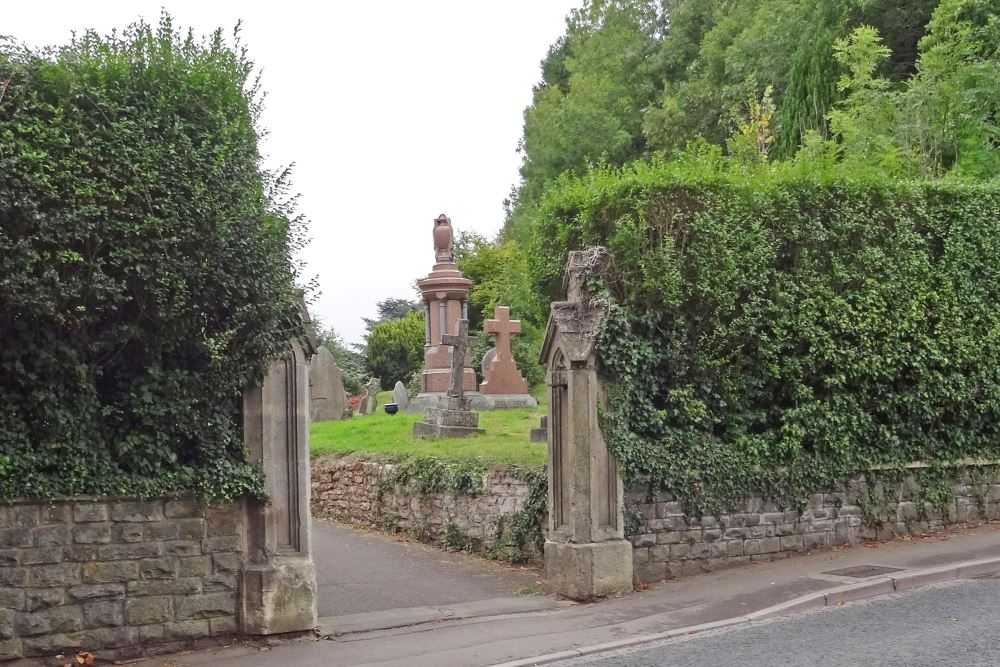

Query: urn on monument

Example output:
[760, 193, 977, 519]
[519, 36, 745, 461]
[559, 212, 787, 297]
[433, 214, 454, 264]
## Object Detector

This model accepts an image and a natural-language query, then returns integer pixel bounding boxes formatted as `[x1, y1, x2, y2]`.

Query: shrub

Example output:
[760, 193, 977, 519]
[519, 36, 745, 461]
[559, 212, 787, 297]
[365, 310, 425, 389]
[0, 16, 303, 501]
[535, 152, 1000, 514]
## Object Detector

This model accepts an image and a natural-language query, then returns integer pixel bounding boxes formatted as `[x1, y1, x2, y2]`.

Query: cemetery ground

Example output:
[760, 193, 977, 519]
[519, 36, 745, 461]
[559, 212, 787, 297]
[310, 387, 547, 465]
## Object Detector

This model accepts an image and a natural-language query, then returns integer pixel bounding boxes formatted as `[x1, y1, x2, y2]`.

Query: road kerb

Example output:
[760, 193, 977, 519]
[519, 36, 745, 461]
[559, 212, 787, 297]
[823, 577, 895, 606]
[489, 556, 1000, 667]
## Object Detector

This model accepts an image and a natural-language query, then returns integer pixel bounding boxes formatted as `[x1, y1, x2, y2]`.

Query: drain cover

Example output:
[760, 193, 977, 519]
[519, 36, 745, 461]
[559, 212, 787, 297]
[822, 565, 903, 578]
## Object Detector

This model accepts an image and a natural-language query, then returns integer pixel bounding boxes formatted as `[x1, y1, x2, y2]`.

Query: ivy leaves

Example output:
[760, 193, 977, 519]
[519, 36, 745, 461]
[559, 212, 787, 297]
[549, 157, 1000, 515]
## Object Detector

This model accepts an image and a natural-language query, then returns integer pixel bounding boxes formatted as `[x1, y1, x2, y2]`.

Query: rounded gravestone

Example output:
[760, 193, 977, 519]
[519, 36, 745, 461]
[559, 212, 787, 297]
[481, 348, 497, 377]
[309, 347, 347, 421]
[392, 381, 409, 411]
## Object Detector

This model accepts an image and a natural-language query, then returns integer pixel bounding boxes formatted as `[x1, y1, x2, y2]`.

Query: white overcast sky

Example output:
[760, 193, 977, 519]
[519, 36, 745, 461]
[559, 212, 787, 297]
[5, 1, 581, 345]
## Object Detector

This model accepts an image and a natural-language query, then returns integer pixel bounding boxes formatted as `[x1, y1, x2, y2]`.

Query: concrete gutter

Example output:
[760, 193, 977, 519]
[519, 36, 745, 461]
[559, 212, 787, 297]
[493, 556, 1000, 667]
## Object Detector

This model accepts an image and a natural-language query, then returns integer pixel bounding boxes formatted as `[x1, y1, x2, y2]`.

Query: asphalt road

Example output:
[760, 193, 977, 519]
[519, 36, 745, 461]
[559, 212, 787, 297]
[556, 578, 1000, 667]
[311, 517, 542, 617]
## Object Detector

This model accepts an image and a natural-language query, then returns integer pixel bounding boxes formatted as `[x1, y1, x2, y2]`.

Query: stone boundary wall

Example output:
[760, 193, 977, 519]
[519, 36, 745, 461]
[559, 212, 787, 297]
[0, 497, 243, 662]
[627, 468, 1000, 583]
[311, 454, 533, 551]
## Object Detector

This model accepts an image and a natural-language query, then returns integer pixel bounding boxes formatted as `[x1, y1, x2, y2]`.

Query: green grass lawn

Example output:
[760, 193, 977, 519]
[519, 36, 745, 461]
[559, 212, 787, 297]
[310, 388, 547, 466]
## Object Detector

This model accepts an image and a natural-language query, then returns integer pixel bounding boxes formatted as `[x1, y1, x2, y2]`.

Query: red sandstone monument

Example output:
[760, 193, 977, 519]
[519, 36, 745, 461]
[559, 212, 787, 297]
[409, 214, 478, 412]
[480, 306, 529, 395]
[409, 214, 537, 412]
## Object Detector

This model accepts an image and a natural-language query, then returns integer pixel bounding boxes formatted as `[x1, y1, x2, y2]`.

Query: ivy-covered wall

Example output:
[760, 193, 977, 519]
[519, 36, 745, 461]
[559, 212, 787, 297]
[0, 17, 303, 501]
[534, 153, 1000, 515]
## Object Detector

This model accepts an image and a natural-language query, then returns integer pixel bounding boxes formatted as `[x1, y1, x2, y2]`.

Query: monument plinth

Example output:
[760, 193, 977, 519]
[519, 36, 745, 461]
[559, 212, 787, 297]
[413, 319, 484, 438]
[411, 214, 479, 412]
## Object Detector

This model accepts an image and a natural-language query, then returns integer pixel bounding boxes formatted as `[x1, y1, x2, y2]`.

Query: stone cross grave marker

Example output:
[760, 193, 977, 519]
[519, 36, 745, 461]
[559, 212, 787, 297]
[442, 319, 478, 402]
[480, 306, 529, 395]
[361, 377, 381, 415]
[413, 319, 484, 438]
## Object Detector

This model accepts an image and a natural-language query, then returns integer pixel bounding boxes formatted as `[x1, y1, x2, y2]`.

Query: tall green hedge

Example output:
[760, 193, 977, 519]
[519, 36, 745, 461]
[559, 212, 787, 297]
[0, 17, 303, 501]
[533, 150, 1000, 513]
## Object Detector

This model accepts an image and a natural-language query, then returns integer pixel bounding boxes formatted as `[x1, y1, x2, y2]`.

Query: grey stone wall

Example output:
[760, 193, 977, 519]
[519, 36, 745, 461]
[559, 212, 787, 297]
[628, 468, 1000, 583]
[311, 453, 533, 551]
[0, 497, 243, 661]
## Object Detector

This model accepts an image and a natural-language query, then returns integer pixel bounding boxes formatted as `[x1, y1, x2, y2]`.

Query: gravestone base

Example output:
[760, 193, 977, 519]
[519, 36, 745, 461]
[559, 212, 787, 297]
[544, 539, 634, 601]
[409, 391, 536, 412]
[413, 397, 484, 439]
[530, 415, 548, 443]
[240, 557, 318, 635]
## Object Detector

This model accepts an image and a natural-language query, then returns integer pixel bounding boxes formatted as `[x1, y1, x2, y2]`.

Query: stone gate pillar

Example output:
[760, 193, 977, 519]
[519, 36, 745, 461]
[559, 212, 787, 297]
[538, 249, 633, 600]
[240, 310, 319, 634]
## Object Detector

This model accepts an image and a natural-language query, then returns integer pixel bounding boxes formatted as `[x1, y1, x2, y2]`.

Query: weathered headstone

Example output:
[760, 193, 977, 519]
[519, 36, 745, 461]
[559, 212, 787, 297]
[539, 248, 632, 600]
[392, 380, 409, 410]
[240, 307, 318, 634]
[530, 415, 548, 443]
[309, 347, 347, 421]
[361, 377, 381, 416]
[481, 348, 497, 377]
[413, 319, 484, 438]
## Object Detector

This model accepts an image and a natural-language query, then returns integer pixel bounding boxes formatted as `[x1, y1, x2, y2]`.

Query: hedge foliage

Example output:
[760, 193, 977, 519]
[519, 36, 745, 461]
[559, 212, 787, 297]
[0, 17, 304, 501]
[534, 148, 1000, 514]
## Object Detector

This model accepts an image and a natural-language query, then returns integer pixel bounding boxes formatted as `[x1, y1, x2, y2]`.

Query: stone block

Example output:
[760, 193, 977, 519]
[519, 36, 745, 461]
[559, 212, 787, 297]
[67, 583, 125, 601]
[128, 577, 203, 596]
[83, 600, 124, 628]
[202, 536, 240, 553]
[111, 501, 164, 522]
[125, 596, 173, 625]
[163, 540, 202, 557]
[725, 540, 745, 557]
[97, 543, 162, 561]
[32, 525, 72, 547]
[164, 619, 210, 640]
[176, 518, 207, 541]
[631, 533, 656, 548]
[73, 502, 110, 523]
[21, 547, 63, 565]
[213, 553, 241, 574]
[139, 623, 166, 642]
[0, 609, 13, 638]
[633, 558, 669, 584]
[24, 587, 63, 611]
[64, 545, 99, 562]
[207, 511, 239, 537]
[82, 560, 138, 584]
[545, 540, 633, 601]
[780, 535, 804, 552]
[240, 559, 318, 634]
[140, 557, 178, 580]
[165, 499, 203, 519]
[113, 523, 144, 543]
[31, 562, 80, 587]
[144, 521, 180, 541]
[175, 592, 236, 620]
[0, 589, 24, 610]
[3, 506, 39, 528]
[0, 528, 32, 548]
[745, 537, 781, 555]
[178, 556, 212, 578]
[0, 549, 18, 567]
[0, 567, 29, 586]
[669, 543, 691, 559]
[16, 606, 83, 635]
[41, 504, 72, 524]
[0, 638, 21, 661]
[74, 523, 112, 544]
[209, 616, 238, 636]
